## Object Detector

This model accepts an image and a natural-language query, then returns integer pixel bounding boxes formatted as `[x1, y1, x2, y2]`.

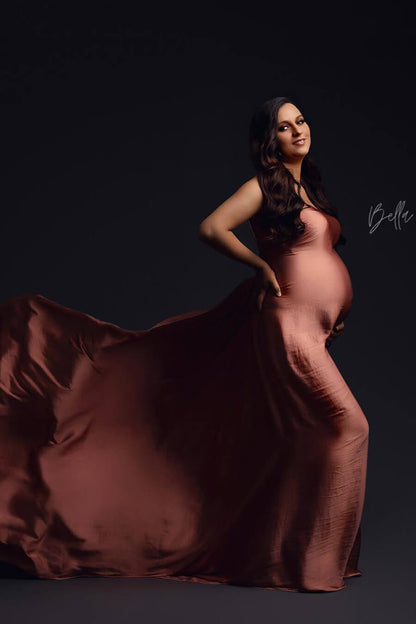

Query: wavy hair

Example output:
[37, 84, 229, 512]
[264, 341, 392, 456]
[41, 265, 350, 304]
[248, 96, 346, 249]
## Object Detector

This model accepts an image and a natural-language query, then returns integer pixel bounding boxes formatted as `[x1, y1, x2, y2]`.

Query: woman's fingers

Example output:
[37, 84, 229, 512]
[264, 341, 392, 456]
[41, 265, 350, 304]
[257, 285, 281, 311]
[257, 290, 266, 312]
[273, 279, 282, 297]
[248, 284, 262, 312]
[329, 322, 344, 340]
[326, 321, 346, 348]
[249, 275, 283, 313]
[325, 332, 334, 348]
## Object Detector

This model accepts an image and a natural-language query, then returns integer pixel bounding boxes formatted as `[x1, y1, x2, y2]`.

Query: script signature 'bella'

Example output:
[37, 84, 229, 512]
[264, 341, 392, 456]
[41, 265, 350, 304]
[368, 200, 414, 234]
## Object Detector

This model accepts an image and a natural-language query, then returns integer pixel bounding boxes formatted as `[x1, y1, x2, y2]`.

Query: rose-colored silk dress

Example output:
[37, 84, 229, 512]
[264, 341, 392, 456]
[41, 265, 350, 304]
[0, 204, 369, 592]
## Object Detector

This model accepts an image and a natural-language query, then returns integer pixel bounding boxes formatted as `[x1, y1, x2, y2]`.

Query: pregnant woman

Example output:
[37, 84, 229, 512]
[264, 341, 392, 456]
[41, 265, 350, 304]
[0, 96, 369, 593]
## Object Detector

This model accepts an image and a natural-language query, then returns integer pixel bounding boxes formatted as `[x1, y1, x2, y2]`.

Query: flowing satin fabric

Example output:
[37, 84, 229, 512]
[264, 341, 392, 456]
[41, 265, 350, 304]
[0, 206, 369, 592]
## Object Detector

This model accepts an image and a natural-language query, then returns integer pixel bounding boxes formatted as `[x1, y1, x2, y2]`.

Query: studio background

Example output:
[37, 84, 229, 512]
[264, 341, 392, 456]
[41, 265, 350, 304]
[0, 2, 414, 622]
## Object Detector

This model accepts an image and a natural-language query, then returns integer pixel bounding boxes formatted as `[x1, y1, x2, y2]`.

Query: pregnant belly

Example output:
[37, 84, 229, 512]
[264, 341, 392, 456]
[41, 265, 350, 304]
[265, 249, 354, 317]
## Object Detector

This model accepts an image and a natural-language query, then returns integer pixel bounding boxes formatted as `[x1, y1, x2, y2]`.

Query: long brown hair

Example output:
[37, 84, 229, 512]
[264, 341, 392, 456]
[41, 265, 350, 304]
[248, 96, 346, 248]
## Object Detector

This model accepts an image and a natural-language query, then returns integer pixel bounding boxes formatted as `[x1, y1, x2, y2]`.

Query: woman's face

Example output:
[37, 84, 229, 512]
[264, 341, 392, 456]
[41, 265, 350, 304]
[275, 103, 311, 161]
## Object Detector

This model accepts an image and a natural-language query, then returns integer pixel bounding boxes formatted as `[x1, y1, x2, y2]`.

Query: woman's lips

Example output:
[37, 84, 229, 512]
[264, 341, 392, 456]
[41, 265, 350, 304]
[293, 138, 306, 146]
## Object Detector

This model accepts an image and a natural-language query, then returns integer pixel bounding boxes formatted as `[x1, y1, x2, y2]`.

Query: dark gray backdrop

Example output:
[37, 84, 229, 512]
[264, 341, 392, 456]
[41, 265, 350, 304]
[0, 2, 415, 623]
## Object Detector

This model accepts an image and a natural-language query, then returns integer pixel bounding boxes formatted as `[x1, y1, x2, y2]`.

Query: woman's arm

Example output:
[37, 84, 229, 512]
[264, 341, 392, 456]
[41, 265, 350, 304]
[198, 176, 268, 272]
[198, 176, 282, 310]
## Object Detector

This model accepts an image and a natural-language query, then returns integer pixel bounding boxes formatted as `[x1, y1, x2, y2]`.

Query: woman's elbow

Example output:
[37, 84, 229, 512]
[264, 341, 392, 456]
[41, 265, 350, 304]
[198, 221, 216, 240]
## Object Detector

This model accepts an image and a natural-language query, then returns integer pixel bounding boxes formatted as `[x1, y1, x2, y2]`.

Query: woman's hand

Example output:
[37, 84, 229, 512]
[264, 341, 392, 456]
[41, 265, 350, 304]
[249, 265, 282, 313]
[325, 321, 345, 348]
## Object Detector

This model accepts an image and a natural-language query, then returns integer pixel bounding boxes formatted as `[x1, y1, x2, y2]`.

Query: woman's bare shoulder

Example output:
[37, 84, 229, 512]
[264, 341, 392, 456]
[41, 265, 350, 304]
[236, 174, 263, 210]
[242, 175, 264, 215]
[199, 174, 264, 234]
[244, 174, 262, 194]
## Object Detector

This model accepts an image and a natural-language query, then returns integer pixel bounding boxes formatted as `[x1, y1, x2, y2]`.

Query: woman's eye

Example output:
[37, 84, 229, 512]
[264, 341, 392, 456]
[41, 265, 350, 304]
[278, 119, 305, 131]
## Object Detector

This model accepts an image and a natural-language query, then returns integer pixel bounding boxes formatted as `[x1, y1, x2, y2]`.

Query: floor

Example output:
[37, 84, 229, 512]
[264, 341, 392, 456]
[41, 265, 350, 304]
[0, 539, 413, 624]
